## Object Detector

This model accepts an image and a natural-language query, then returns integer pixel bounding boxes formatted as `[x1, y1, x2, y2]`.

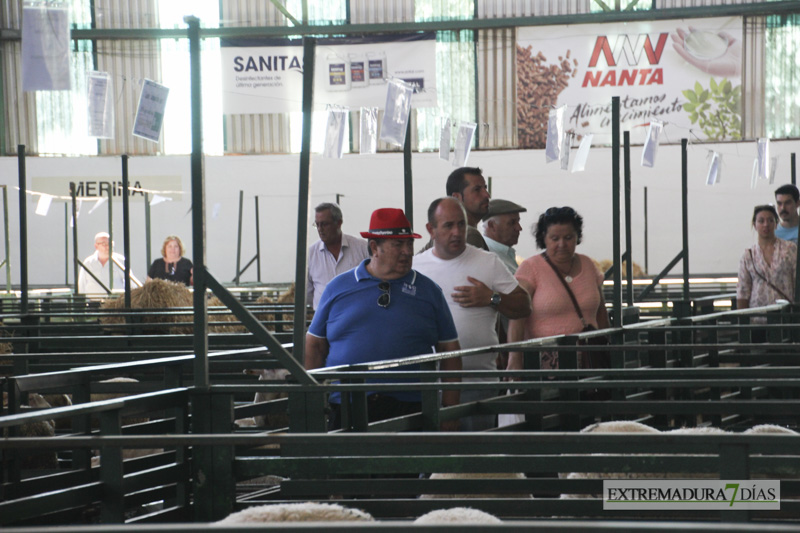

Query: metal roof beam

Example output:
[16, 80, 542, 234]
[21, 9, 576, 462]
[0, 1, 793, 42]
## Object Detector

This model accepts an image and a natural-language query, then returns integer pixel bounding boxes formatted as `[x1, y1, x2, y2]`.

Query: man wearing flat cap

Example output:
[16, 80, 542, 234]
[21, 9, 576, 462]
[305, 208, 462, 430]
[482, 199, 527, 274]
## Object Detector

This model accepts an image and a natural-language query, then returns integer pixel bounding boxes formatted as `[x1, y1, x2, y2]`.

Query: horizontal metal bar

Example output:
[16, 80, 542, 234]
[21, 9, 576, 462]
[29, 1, 793, 41]
[0, 432, 797, 450]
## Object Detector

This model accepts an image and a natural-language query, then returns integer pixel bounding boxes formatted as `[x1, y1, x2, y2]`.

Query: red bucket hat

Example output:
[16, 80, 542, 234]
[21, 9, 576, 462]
[360, 208, 422, 239]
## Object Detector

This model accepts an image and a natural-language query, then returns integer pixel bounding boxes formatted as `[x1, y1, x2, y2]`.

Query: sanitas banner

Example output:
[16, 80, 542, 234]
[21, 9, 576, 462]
[517, 17, 742, 147]
[221, 33, 437, 114]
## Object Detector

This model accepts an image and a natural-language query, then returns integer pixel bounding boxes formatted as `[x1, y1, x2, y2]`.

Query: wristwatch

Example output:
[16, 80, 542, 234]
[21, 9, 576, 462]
[490, 292, 501, 308]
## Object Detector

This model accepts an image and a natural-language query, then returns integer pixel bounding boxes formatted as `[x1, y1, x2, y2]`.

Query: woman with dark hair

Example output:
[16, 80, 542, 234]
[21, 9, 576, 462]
[737, 205, 796, 336]
[507, 206, 609, 370]
[147, 235, 193, 286]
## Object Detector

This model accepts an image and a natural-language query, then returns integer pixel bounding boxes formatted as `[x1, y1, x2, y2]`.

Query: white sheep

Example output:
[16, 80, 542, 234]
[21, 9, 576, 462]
[666, 426, 729, 434]
[414, 507, 502, 524]
[744, 424, 799, 435]
[581, 420, 660, 434]
[216, 502, 374, 523]
[563, 422, 791, 498]
[237, 368, 289, 428]
[89, 378, 161, 465]
[419, 472, 531, 499]
[3, 393, 57, 470]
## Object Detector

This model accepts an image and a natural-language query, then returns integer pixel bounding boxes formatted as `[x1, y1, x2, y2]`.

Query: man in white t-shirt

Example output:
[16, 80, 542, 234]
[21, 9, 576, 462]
[414, 197, 531, 430]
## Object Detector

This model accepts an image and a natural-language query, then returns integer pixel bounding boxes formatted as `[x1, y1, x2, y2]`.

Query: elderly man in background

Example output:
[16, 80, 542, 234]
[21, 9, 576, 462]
[482, 199, 528, 354]
[482, 199, 527, 274]
[78, 232, 134, 294]
[415, 197, 531, 430]
[305, 208, 461, 430]
[307, 202, 369, 310]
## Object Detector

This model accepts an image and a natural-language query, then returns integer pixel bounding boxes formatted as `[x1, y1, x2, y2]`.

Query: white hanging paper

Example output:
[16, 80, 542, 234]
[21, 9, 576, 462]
[439, 118, 451, 161]
[641, 120, 663, 168]
[705, 152, 722, 186]
[571, 134, 593, 173]
[560, 131, 571, 171]
[87, 71, 114, 138]
[750, 159, 759, 190]
[88, 197, 107, 214]
[359, 107, 378, 155]
[545, 105, 566, 163]
[452, 121, 477, 167]
[35, 194, 52, 216]
[150, 194, 172, 206]
[212, 202, 222, 219]
[768, 156, 778, 184]
[379, 78, 414, 147]
[21, 5, 71, 91]
[756, 138, 770, 180]
[133, 79, 169, 142]
[323, 108, 348, 159]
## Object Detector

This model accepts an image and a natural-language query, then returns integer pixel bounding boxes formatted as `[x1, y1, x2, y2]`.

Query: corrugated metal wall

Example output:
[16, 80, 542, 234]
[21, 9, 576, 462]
[742, 16, 766, 140]
[1, 2, 38, 154]
[0, 0, 781, 156]
[475, 1, 592, 149]
[477, 0, 591, 18]
[349, 0, 416, 153]
[220, 1, 290, 154]
[221, 0, 416, 154]
[349, 0, 414, 24]
[94, 0, 163, 155]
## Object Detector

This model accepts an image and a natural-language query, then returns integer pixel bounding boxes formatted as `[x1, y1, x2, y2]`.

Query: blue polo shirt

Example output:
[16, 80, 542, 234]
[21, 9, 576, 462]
[308, 258, 458, 403]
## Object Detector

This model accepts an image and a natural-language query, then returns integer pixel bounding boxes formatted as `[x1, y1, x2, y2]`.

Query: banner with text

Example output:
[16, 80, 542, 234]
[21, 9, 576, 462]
[31, 176, 183, 203]
[221, 33, 437, 114]
[516, 17, 742, 147]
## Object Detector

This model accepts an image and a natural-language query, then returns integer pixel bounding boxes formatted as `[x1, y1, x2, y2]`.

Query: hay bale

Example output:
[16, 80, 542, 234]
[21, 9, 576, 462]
[253, 293, 276, 329]
[276, 284, 295, 332]
[217, 503, 374, 524]
[208, 295, 247, 333]
[596, 259, 646, 277]
[273, 284, 313, 332]
[100, 279, 193, 334]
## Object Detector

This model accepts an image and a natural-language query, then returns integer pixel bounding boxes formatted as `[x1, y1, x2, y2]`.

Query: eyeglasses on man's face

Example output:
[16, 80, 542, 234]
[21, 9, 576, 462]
[377, 281, 391, 308]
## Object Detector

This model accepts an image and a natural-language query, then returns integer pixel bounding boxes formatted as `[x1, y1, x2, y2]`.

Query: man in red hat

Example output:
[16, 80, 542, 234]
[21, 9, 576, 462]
[305, 208, 462, 430]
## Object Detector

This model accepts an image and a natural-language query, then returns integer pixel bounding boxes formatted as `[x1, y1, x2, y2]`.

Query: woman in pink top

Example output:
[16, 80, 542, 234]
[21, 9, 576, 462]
[737, 204, 797, 340]
[507, 207, 609, 370]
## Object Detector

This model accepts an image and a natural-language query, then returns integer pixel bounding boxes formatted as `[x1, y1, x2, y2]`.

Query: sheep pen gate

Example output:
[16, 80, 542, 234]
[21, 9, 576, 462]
[2, 304, 800, 526]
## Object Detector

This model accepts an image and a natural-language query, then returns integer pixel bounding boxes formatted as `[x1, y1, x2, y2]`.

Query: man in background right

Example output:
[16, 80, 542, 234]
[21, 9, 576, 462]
[775, 184, 799, 243]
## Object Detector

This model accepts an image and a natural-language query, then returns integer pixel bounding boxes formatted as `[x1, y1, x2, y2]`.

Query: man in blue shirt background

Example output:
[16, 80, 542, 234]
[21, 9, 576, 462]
[775, 184, 799, 243]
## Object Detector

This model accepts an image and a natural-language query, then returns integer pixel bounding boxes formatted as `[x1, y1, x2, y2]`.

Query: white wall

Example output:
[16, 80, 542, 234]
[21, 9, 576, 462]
[2, 138, 799, 286]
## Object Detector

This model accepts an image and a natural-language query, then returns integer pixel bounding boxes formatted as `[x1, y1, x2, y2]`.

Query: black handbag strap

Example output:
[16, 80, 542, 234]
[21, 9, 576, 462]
[542, 252, 588, 329]
[748, 249, 794, 302]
